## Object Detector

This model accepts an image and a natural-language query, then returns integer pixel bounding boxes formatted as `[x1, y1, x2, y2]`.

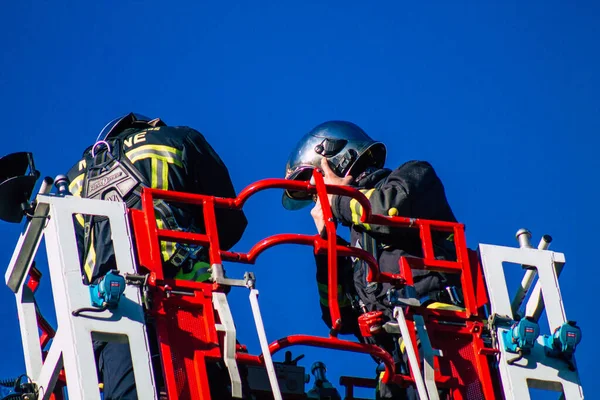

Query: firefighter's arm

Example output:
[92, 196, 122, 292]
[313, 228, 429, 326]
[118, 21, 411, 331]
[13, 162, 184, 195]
[331, 161, 439, 235]
[184, 129, 248, 250]
[314, 238, 360, 336]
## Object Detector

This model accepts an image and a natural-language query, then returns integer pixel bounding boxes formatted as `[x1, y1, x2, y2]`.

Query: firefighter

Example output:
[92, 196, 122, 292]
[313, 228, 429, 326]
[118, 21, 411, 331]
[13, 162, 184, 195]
[282, 120, 460, 399]
[66, 113, 248, 399]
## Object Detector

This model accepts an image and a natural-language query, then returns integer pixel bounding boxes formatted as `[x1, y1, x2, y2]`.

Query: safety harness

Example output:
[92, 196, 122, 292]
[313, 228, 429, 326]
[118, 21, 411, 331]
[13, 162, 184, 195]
[79, 136, 205, 282]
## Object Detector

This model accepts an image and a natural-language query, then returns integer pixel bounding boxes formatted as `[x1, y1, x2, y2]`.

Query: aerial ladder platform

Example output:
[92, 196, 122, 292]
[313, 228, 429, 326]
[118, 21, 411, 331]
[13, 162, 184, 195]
[0, 151, 585, 399]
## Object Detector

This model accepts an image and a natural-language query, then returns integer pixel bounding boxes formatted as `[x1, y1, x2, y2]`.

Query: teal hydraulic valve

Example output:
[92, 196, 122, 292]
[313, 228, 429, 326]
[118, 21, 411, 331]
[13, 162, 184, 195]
[503, 317, 540, 365]
[544, 321, 582, 370]
[72, 270, 126, 316]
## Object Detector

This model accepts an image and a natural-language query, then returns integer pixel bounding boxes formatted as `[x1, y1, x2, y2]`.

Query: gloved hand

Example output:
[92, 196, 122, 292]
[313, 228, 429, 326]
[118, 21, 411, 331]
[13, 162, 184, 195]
[311, 158, 352, 234]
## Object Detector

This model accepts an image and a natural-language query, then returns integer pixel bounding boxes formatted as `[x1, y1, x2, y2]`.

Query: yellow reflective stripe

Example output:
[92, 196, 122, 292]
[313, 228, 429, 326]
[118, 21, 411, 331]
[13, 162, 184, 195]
[128, 153, 180, 167]
[126, 145, 177, 190]
[161, 159, 168, 190]
[156, 219, 176, 261]
[426, 302, 465, 312]
[69, 173, 84, 197]
[83, 230, 95, 282]
[349, 189, 375, 230]
[156, 220, 166, 260]
[350, 198, 361, 225]
[153, 160, 172, 261]
[75, 214, 85, 227]
[151, 158, 159, 189]
[361, 188, 376, 200]
[151, 158, 168, 190]
[70, 173, 85, 226]
[125, 145, 183, 167]
[360, 189, 374, 230]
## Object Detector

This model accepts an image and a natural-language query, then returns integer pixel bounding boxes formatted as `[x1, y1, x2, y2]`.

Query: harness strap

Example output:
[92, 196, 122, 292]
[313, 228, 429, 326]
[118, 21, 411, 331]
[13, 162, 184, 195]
[79, 137, 188, 281]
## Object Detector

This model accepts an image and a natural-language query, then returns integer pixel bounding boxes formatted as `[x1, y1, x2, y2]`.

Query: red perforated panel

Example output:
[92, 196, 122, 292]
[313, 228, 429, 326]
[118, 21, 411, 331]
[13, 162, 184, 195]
[430, 328, 487, 400]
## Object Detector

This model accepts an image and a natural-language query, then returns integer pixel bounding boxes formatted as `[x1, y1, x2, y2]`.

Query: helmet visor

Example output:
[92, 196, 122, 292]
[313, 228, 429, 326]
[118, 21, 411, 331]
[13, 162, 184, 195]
[282, 166, 317, 210]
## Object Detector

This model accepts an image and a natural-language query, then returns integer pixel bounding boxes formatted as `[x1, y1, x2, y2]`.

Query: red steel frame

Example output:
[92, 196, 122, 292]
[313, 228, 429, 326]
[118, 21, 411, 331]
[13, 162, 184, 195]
[128, 171, 499, 399]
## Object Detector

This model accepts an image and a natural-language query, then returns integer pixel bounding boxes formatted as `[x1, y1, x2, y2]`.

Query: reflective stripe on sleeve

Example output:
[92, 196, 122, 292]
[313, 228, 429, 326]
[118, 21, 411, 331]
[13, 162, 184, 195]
[349, 188, 375, 230]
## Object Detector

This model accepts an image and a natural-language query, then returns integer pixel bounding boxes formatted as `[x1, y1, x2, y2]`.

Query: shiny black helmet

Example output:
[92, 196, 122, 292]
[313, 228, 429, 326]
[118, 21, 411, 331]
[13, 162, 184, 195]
[96, 112, 166, 142]
[282, 120, 386, 210]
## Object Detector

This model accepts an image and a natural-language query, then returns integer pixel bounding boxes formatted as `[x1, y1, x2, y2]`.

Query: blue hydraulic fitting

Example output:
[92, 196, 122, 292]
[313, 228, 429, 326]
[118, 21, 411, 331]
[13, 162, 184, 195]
[503, 317, 540, 364]
[90, 270, 126, 308]
[544, 321, 582, 369]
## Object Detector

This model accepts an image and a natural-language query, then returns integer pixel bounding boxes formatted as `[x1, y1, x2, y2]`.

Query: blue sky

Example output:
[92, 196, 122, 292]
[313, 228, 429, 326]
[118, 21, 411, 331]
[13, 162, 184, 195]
[0, 1, 597, 398]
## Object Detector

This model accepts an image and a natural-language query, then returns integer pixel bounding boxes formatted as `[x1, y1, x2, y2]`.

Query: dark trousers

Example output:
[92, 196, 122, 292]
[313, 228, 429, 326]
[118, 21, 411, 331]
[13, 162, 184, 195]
[94, 341, 137, 400]
[373, 333, 419, 400]
[94, 340, 250, 400]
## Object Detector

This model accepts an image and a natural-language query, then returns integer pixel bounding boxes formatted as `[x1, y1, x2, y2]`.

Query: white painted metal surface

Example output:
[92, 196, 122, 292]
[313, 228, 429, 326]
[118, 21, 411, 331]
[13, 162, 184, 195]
[480, 243, 584, 399]
[7, 194, 157, 400]
[414, 314, 441, 400]
[394, 306, 430, 400]
[249, 288, 283, 400]
[213, 291, 243, 398]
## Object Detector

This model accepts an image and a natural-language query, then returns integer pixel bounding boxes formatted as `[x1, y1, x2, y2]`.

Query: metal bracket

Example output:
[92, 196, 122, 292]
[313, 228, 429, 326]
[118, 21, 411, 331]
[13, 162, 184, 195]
[211, 263, 252, 287]
[249, 288, 283, 400]
[394, 306, 430, 400]
[213, 292, 243, 398]
[414, 315, 441, 400]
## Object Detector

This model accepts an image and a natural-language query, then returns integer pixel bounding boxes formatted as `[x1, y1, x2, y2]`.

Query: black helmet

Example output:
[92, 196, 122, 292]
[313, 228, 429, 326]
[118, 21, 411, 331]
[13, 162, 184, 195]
[95, 112, 166, 142]
[282, 121, 386, 210]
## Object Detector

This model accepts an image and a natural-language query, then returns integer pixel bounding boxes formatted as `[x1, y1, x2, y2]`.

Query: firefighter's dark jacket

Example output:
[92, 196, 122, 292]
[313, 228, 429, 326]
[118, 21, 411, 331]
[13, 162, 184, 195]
[66, 125, 248, 283]
[315, 160, 458, 336]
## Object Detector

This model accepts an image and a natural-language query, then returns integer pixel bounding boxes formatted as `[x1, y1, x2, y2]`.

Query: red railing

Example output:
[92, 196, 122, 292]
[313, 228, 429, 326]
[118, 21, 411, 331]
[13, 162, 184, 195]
[129, 172, 497, 399]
